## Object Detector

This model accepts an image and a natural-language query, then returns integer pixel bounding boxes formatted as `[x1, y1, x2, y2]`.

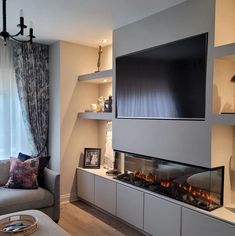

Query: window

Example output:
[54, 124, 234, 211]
[0, 44, 34, 160]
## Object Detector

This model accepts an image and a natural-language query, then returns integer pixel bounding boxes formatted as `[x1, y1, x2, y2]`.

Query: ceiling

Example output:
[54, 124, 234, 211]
[0, 0, 186, 47]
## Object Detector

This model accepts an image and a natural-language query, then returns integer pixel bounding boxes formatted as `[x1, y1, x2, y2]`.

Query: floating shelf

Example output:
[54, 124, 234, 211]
[78, 112, 113, 121]
[214, 43, 235, 58]
[212, 114, 235, 126]
[78, 69, 113, 84]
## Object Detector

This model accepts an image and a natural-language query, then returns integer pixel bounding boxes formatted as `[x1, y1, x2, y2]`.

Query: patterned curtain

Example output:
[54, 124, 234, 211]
[13, 43, 49, 157]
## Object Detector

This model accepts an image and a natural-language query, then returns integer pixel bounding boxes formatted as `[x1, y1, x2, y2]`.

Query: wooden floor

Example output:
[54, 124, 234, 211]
[59, 201, 144, 236]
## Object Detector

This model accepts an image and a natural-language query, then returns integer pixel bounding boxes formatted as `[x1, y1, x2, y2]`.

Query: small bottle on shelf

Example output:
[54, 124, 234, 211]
[104, 96, 112, 112]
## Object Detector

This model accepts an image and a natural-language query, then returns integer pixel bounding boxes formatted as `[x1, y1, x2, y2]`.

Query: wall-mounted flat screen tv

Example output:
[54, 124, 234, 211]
[116, 33, 208, 120]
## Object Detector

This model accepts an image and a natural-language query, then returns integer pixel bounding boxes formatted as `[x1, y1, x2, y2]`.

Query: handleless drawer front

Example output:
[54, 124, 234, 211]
[182, 208, 235, 236]
[116, 184, 144, 229]
[94, 176, 116, 215]
[77, 169, 95, 204]
[144, 193, 181, 236]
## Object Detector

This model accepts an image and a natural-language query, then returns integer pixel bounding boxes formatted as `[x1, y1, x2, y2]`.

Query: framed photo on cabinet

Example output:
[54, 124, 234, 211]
[83, 148, 101, 169]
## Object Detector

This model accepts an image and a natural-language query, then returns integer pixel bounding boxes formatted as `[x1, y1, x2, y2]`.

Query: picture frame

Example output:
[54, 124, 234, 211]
[83, 148, 101, 169]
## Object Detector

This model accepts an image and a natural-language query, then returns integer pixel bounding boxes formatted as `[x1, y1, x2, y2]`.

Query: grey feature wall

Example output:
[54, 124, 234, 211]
[113, 0, 215, 168]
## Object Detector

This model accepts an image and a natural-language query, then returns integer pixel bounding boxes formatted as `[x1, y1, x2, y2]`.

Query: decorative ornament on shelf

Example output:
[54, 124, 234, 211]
[90, 103, 98, 112]
[95, 45, 102, 72]
[104, 95, 112, 112]
[0, 0, 35, 46]
[104, 121, 115, 170]
[97, 96, 105, 112]
[230, 75, 235, 113]
[88, 96, 105, 112]
[231, 75, 235, 83]
[221, 75, 235, 114]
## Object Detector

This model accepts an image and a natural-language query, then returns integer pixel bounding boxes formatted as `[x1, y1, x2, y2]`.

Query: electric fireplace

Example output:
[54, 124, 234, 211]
[115, 152, 224, 211]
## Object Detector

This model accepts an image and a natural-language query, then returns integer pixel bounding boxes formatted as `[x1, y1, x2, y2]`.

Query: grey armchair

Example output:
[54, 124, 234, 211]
[0, 159, 60, 222]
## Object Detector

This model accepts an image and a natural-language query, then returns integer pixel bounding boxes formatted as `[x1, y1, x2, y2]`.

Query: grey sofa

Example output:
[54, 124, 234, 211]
[0, 159, 60, 222]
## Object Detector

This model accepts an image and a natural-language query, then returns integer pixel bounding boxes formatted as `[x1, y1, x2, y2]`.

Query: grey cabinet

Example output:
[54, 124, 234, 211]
[94, 176, 116, 215]
[77, 169, 95, 203]
[77, 169, 235, 236]
[116, 184, 144, 229]
[144, 193, 181, 236]
[182, 208, 235, 236]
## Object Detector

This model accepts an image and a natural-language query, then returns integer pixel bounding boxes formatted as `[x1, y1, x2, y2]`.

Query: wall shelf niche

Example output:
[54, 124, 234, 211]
[77, 68, 113, 119]
[77, 63, 113, 168]
[213, 54, 235, 115]
[215, 0, 235, 47]
[212, 0, 235, 213]
[211, 124, 235, 206]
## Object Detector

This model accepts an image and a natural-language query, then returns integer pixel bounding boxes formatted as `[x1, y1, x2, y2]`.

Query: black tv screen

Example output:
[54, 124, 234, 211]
[116, 33, 208, 120]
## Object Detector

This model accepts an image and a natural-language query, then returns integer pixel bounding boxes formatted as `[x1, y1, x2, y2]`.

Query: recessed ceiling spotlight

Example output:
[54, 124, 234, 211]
[102, 39, 108, 44]
[103, 79, 107, 82]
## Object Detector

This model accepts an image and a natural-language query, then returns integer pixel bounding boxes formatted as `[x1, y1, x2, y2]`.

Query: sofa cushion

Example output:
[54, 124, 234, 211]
[0, 159, 10, 186]
[18, 152, 32, 161]
[0, 186, 54, 215]
[5, 157, 39, 189]
[18, 153, 51, 187]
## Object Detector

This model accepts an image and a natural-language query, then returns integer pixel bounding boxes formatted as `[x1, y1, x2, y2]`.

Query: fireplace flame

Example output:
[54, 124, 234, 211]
[134, 171, 156, 183]
[160, 180, 215, 204]
[134, 171, 215, 205]
[160, 180, 172, 188]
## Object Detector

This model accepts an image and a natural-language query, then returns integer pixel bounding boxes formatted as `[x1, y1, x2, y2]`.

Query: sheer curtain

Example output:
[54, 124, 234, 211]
[0, 42, 34, 160]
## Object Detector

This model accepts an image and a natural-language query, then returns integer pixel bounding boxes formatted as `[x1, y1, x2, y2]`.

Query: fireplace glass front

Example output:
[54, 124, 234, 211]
[115, 152, 224, 211]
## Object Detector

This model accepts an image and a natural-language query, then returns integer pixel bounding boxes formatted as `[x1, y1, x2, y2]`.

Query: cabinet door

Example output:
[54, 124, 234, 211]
[95, 176, 116, 215]
[144, 193, 181, 236]
[182, 208, 235, 236]
[77, 169, 95, 203]
[116, 184, 144, 229]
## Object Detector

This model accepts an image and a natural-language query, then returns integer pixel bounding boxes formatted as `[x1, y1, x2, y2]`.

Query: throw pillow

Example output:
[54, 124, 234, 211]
[0, 159, 10, 186]
[18, 152, 31, 161]
[37, 156, 51, 187]
[17, 153, 51, 187]
[5, 157, 39, 189]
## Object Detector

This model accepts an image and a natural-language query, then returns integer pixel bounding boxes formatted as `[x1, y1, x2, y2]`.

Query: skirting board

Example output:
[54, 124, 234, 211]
[60, 192, 78, 204]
